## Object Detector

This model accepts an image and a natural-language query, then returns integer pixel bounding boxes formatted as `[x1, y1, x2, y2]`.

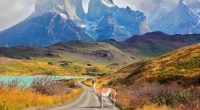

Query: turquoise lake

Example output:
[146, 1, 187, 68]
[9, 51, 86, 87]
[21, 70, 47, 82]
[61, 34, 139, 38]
[0, 76, 91, 87]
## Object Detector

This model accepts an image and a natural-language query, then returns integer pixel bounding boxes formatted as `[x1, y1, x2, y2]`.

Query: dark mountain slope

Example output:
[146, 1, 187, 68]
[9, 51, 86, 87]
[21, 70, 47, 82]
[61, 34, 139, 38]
[0, 12, 91, 47]
[122, 32, 200, 57]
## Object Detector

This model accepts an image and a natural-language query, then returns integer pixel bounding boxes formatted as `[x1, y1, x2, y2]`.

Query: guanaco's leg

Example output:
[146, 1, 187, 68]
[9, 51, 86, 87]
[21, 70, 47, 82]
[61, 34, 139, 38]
[110, 92, 116, 109]
[98, 94, 103, 109]
[112, 98, 116, 109]
[101, 95, 103, 109]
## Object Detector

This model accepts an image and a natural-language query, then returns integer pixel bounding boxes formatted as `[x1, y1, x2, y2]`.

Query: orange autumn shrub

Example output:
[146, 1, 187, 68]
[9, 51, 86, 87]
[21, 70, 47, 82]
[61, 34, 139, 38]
[0, 87, 82, 110]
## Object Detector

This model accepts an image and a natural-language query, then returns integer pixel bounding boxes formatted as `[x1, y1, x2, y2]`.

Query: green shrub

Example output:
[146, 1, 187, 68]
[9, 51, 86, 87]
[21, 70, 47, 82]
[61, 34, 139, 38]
[168, 56, 200, 69]
[42, 70, 57, 75]
[0, 104, 5, 110]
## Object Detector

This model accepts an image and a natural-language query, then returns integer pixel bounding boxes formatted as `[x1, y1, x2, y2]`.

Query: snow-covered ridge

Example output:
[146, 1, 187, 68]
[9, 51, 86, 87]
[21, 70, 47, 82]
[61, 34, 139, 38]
[150, 0, 200, 34]
[64, 0, 82, 22]
[179, 0, 188, 5]
[36, 0, 147, 41]
[35, 0, 65, 14]
[34, 0, 85, 23]
[0, 0, 152, 48]
[101, 0, 115, 7]
[50, 8, 68, 20]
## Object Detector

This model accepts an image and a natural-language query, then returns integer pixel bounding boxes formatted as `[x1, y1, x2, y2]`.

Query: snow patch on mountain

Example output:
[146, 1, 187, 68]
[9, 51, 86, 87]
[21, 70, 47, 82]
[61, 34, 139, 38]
[101, 0, 115, 7]
[33, 0, 149, 41]
[0, 0, 150, 46]
[33, 0, 86, 26]
[34, 0, 65, 16]
[150, 0, 200, 34]
[59, 13, 68, 20]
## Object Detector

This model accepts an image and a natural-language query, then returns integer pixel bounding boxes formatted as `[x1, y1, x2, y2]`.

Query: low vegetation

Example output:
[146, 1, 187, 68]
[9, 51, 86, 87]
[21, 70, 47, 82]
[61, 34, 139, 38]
[0, 56, 121, 76]
[0, 56, 115, 75]
[114, 44, 200, 85]
[0, 42, 199, 110]
[114, 81, 200, 110]
[0, 78, 82, 110]
[110, 44, 200, 110]
[0, 41, 136, 109]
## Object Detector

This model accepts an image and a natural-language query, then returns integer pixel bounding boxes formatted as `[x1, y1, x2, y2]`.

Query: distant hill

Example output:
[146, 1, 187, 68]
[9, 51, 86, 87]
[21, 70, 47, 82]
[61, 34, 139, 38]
[0, 41, 140, 75]
[114, 43, 200, 86]
[122, 32, 200, 57]
[0, 41, 140, 63]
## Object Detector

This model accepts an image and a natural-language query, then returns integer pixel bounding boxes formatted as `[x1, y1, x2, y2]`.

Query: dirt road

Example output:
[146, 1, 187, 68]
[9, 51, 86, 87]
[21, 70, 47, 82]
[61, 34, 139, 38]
[47, 82, 120, 110]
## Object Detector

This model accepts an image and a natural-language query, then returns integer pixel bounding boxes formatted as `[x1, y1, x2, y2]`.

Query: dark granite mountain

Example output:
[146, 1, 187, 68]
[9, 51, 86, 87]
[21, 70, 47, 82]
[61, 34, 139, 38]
[0, 0, 148, 47]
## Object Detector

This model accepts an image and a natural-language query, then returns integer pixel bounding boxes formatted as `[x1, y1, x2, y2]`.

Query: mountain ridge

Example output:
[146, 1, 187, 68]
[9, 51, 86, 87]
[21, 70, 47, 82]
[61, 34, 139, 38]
[0, 0, 148, 47]
[150, 0, 200, 34]
[121, 32, 200, 57]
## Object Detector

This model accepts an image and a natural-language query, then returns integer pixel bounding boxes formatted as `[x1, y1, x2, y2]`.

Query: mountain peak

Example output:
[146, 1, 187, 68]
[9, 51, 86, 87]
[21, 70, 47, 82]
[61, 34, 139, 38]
[0, 0, 150, 46]
[64, 0, 85, 23]
[108, 0, 114, 4]
[87, 0, 116, 21]
[179, 0, 184, 3]
[33, 0, 85, 24]
[36, 0, 66, 11]
[35, 0, 65, 15]
[125, 6, 132, 11]
[178, 0, 188, 8]
[101, 0, 115, 7]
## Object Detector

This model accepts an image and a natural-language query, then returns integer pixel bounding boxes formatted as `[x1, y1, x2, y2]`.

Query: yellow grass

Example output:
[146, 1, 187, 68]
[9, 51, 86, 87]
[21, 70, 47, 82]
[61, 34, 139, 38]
[116, 95, 132, 109]
[0, 57, 114, 76]
[0, 88, 83, 110]
[114, 44, 200, 84]
[137, 104, 172, 110]
[0, 57, 69, 75]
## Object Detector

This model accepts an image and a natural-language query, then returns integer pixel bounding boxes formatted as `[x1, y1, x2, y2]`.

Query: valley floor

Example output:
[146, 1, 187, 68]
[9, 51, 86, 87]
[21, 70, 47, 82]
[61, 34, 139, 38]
[0, 43, 199, 110]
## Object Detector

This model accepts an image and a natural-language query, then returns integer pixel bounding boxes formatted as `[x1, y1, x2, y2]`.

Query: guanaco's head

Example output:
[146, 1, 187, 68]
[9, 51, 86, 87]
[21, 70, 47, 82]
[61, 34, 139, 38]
[92, 79, 96, 90]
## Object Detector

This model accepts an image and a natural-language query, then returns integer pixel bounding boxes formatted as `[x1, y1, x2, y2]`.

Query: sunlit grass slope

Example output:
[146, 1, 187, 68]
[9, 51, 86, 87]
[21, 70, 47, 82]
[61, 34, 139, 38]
[111, 44, 200, 110]
[115, 43, 200, 85]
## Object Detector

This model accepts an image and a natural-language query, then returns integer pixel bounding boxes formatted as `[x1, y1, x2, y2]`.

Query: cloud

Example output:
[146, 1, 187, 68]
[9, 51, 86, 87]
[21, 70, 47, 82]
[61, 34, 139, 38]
[0, 0, 36, 31]
[113, 0, 200, 22]
[113, 0, 180, 21]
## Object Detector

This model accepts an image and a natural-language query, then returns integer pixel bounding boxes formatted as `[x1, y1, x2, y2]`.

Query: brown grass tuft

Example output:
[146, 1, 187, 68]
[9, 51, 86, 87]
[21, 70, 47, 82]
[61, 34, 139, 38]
[114, 81, 200, 110]
[31, 77, 68, 95]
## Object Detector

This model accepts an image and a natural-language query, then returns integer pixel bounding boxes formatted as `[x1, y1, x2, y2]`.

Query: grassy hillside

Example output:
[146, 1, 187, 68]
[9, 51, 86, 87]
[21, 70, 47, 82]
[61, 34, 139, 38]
[115, 43, 200, 85]
[0, 41, 139, 75]
[0, 57, 73, 75]
[111, 44, 200, 110]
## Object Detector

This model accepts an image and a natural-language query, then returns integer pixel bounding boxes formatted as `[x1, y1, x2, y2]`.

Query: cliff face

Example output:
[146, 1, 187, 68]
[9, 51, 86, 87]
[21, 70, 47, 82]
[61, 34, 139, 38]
[0, 0, 149, 46]
[150, 0, 200, 34]
[34, 0, 66, 16]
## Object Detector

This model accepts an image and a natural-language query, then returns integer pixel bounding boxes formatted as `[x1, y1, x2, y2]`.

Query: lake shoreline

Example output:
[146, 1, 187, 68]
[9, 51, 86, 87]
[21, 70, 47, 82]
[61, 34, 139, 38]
[0, 75, 93, 87]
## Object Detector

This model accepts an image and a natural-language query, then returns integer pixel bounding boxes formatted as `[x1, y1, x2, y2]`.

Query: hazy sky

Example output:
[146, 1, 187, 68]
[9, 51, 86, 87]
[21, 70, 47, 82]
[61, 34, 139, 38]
[0, 0, 198, 31]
